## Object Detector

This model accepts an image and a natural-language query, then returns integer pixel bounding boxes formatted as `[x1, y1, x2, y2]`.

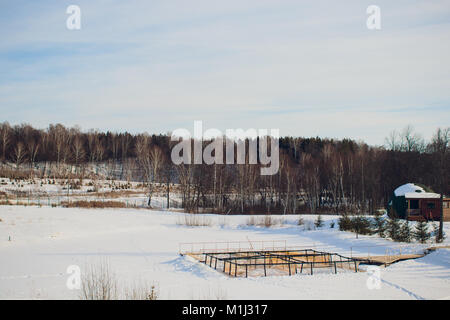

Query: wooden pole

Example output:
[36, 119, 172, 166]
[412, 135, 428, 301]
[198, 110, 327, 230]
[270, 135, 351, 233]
[438, 193, 444, 242]
[264, 257, 267, 277]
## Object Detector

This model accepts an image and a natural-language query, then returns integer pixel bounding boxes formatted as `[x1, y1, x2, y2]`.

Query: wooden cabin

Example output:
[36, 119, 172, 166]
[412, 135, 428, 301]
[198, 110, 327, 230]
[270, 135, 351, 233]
[405, 194, 442, 221]
[388, 183, 450, 221]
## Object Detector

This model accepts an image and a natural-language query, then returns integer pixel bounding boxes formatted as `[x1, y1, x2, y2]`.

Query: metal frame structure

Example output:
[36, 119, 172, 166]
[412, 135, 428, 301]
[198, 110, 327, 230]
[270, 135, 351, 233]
[190, 249, 367, 277]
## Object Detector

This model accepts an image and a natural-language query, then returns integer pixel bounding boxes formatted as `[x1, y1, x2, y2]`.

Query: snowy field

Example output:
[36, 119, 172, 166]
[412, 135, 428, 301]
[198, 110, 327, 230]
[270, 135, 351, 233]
[0, 205, 449, 300]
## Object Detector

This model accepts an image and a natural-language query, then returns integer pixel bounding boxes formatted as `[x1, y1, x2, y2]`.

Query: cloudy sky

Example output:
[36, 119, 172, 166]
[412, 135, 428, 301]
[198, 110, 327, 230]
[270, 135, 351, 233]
[0, 0, 449, 145]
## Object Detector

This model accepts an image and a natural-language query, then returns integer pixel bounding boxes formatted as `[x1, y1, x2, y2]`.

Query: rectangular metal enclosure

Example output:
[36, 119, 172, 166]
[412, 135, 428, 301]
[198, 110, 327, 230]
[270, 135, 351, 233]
[184, 249, 364, 277]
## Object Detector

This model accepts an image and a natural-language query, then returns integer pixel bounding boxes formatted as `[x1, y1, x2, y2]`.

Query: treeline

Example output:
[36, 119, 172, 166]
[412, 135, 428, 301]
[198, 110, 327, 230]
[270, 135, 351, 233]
[0, 122, 448, 214]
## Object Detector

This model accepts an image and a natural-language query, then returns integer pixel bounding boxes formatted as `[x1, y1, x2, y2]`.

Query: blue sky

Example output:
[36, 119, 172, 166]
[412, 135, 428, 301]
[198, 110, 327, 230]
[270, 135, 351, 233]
[0, 0, 449, 145]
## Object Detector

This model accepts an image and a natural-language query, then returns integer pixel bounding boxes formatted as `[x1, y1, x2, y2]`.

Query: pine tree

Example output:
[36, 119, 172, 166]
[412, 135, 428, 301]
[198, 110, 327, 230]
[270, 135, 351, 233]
[338, 214, 352, 231]
[414, 220, 431, 244]
[432, 222, 446, 243]
[372, 213, 386, 238]
[386, 218, 401, 241]
[352, 216, 372, 235]
[398, 221, 412, 243]
[315, 214, 324, 228]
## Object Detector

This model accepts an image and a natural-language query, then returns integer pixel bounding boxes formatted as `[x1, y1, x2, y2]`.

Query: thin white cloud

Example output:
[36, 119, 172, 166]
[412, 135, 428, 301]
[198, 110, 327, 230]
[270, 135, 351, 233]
[0, 0, 449, 145]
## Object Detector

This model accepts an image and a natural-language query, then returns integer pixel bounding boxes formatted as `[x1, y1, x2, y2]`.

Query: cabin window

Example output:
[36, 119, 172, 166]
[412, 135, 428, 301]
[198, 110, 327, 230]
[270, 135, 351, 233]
[409, 200, 419, 209]
[426, 202, 435, 209]
[444, 202, 450, 209]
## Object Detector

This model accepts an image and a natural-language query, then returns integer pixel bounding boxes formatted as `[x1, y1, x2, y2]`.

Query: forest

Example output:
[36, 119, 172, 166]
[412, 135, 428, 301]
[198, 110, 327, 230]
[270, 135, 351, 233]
[0, 122, 448, 215]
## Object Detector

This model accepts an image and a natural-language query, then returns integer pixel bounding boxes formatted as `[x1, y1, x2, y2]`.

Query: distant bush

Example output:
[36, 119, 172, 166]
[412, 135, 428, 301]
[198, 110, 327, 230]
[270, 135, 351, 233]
[351, 216, 373, 236]
[61, 200, 126, 209]
[338, 214, 352, 231]
[338, 214, 372, 236]
[80, 261, 118, 300]
[177, 214, 212, 227]
[246, 215, 284, 228]
[314, 215, 324, 228]
[80, 261, 159, 300]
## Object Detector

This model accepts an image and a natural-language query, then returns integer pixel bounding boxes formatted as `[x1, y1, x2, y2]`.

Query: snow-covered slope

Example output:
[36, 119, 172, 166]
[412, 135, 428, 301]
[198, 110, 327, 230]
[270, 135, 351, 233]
[0, 206, 449, 300]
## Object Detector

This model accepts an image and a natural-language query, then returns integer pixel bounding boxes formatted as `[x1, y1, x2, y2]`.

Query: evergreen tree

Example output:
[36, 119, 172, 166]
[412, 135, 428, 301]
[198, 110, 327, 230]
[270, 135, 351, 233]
[398, 221, 412, 243]
[386, 218, 401, 241]
[414, 220, 431, 244]
[372, 213, 386, 238]
[352, 216, 372, 236]
[315, 214, 324, 228]
[338, 214, 352, 231]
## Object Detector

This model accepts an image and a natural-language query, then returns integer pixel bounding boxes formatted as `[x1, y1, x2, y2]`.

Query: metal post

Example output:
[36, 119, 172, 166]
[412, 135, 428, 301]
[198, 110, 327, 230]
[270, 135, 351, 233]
[264, 256, 267, 277]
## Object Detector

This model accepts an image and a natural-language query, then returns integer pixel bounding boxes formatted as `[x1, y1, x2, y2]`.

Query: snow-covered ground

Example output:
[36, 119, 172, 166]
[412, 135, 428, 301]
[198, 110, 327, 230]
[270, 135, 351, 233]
[0, 206, 449, 300]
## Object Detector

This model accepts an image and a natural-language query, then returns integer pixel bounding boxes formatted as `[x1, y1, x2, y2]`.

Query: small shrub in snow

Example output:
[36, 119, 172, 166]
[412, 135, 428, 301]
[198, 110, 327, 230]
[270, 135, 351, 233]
[80, 261, 159, 300]
[329, 221, 335, 229]
[314, 215, 324, 228]
[124, 283, 159, 300]
[80, 261, 118, 300]
[297, 216, 304, 226]
[177, 214, 212, 227]
[245, 215, 283, 228]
